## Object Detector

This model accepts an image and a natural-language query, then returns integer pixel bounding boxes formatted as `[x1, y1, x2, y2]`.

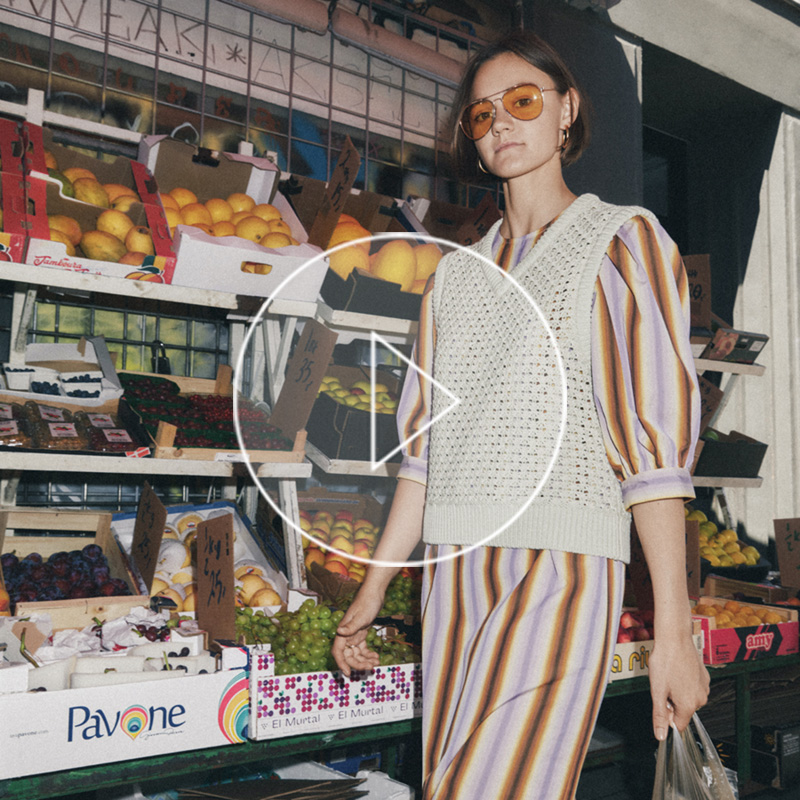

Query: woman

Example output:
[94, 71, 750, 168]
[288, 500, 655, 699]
[332, 30, 710, 799]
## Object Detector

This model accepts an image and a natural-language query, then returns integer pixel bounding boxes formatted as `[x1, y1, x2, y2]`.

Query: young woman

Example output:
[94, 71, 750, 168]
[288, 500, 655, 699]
[332, 30, 710, 800]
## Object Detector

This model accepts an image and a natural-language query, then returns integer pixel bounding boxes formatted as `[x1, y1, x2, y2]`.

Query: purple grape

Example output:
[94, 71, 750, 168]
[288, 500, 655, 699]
[81, 544, 103, 563]
[1, 553, 18, 570]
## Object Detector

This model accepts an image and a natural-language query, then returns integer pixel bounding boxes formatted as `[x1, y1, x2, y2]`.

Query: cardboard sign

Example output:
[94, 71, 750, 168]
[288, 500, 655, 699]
[454, 191, 502, 246]
[684, 254, 711, 330]
[774, 518, 800, 590]
[196, 515, 236, 644]
[697, 375, 724, 434]
[685, 519, 701, 598]
[307, 136, 361, 249]
[131, 482, 167, 593]
[268, 319, 338, 439]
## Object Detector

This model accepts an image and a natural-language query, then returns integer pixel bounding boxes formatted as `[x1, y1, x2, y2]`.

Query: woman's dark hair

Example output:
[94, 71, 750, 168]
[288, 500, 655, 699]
[449, 30, 592, 181]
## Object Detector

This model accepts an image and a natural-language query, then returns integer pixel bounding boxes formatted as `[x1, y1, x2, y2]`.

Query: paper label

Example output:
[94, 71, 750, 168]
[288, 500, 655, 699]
[196, 515, 236, 644]
[0, 404, 13, 421]
[103, 429, 133, 443]
[47, 422, 79, 438]
[773, 518, 800, 590]
[87, 413, 115, 428]
[40, 406, 67, 422]
[0, 421, 19, 436]
[131, 482, 168, 593]
[684, 254, 712, 330]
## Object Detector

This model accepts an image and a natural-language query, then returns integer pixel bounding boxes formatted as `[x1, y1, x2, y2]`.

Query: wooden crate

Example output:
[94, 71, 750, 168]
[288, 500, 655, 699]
[120, 367, 306, 463]
[0, 507, 148, 630]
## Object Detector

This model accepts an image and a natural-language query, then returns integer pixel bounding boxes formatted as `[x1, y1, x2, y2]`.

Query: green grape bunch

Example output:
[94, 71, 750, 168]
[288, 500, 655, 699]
[235, 599, 419, 676]
[336, 573, 422, 617]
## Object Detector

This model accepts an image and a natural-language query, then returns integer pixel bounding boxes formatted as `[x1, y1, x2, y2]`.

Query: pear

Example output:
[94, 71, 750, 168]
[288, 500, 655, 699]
[96, 208, 135, 242]
[80, 229, 127, 262]
[72, 178, 110, 208]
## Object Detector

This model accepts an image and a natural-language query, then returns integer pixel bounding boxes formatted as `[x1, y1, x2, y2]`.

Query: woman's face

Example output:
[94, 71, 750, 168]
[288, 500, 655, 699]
[468, 52, 575, 181]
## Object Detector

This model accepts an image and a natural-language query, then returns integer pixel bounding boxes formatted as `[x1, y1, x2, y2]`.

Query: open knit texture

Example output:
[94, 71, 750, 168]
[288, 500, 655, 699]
[423, 194, 658, 563]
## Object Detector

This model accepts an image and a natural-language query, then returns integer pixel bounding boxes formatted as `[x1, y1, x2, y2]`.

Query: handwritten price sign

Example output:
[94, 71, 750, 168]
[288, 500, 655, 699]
[773, 518, 800, 590]
[131, 482, 167, 594]
[683, 254, 711, 330]
[196, 514, 236, 642]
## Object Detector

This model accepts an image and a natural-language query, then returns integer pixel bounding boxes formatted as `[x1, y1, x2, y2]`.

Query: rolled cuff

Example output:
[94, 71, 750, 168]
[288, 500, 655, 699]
[620, 466, 696, 510]
[397, 455, 428, 487]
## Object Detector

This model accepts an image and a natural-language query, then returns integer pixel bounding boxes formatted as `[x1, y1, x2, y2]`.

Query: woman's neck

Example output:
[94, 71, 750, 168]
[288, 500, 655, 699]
[499, 168, 577, 239]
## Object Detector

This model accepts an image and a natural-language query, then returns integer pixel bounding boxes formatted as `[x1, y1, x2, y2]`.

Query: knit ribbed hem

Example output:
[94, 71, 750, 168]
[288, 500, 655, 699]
[620, 467, 696, 509]
[422, 501, 631, 563]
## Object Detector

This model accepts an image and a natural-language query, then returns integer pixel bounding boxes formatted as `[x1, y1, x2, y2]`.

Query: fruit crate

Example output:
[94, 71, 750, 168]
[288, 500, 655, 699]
[0, 507, 148, 629]
[691, 595, 799, 664]
[120, 367, 306, 463]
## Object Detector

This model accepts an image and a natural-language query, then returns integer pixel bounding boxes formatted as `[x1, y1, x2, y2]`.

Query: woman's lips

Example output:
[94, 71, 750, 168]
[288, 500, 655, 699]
[494, 141, 521, 154]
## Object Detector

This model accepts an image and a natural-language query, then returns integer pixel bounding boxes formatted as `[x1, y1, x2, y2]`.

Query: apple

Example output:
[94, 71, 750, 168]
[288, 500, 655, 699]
[335, 511, 354, 523]
[616, 629, 634, 644]
[309, 526, 331, 545]
[353, 541, 372, 559]
[329, 534, 355, 554]
[0, 587, 10, 616]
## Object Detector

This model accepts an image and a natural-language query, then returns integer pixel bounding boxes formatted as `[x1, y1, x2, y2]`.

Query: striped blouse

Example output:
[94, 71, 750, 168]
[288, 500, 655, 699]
[396, 214, 699, 510]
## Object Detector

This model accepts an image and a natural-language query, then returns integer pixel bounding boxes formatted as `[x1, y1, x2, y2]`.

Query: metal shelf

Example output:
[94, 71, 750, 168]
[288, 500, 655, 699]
[694, 357, 766, 376]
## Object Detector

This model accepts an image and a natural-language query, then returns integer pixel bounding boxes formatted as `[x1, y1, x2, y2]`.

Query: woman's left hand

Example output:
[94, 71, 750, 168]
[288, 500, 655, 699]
[647, 630, 710, 740]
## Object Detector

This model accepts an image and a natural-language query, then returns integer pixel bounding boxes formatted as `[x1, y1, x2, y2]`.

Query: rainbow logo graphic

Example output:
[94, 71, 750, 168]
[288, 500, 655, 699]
[218, 673, 249, 744]
[121, 705, 149, 741]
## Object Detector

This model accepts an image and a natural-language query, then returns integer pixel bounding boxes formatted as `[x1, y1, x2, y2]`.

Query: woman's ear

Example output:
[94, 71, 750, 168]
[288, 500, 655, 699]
[562, 88, 580, 129]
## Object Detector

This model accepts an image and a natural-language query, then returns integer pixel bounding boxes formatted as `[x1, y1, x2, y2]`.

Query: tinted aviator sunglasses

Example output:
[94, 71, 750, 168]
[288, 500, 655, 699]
[459, 83, 559, 141]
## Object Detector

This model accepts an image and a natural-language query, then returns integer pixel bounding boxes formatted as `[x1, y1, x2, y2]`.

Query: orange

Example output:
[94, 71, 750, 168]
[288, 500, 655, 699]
[329, 220, 371, 251]
[328, 245, 369, 280]
[49, 227, 76, 256]
[724, 600, 741, 614]
[43, 149, 58, 170]
[164, 207, 183, 233]
[235, 215, 271, 244]
[337, 213, 360, 225]
[260, 232, 292, 248]
[250, 203, 281, 222]
[226, 192, 255, 213]
[231, 210, 256, 226]
[160, 192, 179, 211]
[266, 218, 292, 236]
[169, 186, 198, 208]
[204, 197, 234, 223]
[63, 166, 97, 183]
[48, 214, 82, 247]
[211, 220, 236, 237]
[179, 202, 213, 227]
[411, 279, 428, 294]
[414, 242, 443, 281]
[103, 183, 138, 204]
[370, 239, 416, 292]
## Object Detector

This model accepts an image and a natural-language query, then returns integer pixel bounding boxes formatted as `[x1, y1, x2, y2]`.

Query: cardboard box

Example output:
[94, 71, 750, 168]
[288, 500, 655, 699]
[0, 117, 26, 179]
[0, 337, 122, 413]
[692, 596, 799, 665]
[751, 724, 800, 789]
[139, 136, 327, 300]
[406, 193, 502, 247]
[120, 367, 306, 464]
[255, 489, 385, 577]
[248, 644, 421, 740]
[282, 173, 430, 319]
[0, 507, 149, 630]
[24, 178, 176, 281]
[693, 430, 768, 478]
[608, 628, 704, 683]
[305, 364, 402, 463]
[24, 124, 162, 207]
[0, 664, 248, 780]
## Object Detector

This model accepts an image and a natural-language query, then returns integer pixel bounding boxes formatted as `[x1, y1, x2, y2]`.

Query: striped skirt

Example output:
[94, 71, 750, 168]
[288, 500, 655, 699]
[421, 545, 625, 800]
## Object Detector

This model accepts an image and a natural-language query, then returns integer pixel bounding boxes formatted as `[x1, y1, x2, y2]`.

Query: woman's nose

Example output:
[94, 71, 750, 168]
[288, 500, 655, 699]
[491, 100, 513, 135]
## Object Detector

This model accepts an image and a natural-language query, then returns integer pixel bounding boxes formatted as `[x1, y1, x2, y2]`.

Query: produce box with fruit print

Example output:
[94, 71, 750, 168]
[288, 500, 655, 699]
[282, 170, 441, 320]
[691, 596, 799, 665]
[305, 365, 402, 463]
[0, 650, 249, 780]
[23, 177, 176, 281]
[112, 500, 288, 614]
[138, 136, 326, 301]
[0, 507, 148, 630]
[24, 123, 162, 210]
[244, 597, 421, 740]
[119, 366, 306, 463]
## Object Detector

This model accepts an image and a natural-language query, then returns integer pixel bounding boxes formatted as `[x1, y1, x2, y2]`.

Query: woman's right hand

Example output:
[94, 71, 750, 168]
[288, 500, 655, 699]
[332, 585, 386, 677]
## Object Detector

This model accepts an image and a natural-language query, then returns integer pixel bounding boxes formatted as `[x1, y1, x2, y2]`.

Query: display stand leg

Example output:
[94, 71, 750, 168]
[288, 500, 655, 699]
[10, 285, 37, 358]
[1, 474, 20, 506]
[278, 479, 306, 589]
[713, 487, 734, 530]
[735, 670, 751, 786]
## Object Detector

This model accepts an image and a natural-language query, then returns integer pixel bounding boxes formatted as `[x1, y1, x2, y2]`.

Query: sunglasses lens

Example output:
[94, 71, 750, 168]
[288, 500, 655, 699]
[462, 100, 494, 140]
[503, 85, 543, 120]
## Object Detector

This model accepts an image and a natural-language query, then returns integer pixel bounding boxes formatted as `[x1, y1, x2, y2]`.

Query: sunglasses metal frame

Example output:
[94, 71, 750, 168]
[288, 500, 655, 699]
[459, 83, 559, 141]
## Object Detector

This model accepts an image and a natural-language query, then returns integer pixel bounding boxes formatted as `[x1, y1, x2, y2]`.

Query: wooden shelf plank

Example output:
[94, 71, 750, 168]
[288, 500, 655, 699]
[305, 441, 401, 477]
[694, 357, 766, 376]
[692, 475, 763, 489]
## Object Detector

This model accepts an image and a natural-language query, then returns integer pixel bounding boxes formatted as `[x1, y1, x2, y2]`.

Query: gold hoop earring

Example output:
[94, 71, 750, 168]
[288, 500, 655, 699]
[561, 128, 570, 150]
[477, 157, 489, 174]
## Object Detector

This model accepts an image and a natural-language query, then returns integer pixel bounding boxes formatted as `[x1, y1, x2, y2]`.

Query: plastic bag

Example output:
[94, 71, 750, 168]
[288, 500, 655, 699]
[652, 713, 737, 800]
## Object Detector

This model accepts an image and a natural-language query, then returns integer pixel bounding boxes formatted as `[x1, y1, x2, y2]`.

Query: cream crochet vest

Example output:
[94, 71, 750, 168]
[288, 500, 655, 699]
[424, 194, 656, 563]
